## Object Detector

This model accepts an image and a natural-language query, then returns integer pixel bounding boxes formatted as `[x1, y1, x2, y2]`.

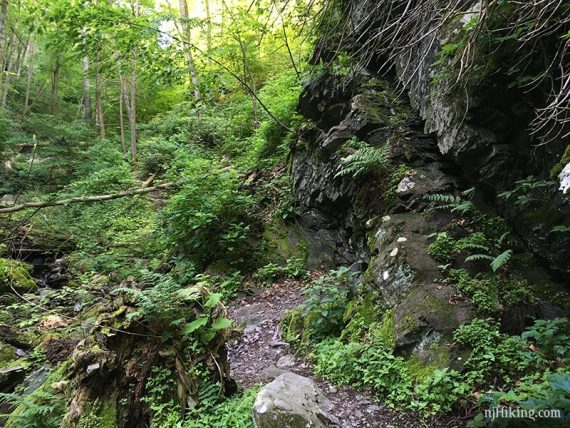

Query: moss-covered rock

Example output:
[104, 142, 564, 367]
[262, 219, 308, 266]
[0, 342, 17, 368]
[340, 296, 380, 342]
[0, 258, 36, 293]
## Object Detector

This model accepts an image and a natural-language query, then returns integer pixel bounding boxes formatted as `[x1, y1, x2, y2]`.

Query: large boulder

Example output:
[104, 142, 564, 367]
[364, 213, 473, 360]
[253, 372, 340, 428]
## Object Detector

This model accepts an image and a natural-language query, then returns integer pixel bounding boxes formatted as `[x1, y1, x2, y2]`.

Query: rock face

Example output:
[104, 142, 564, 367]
[253, 372, 340, 428]
[291, 0, 570, 278]
[364, 213, 473, 360]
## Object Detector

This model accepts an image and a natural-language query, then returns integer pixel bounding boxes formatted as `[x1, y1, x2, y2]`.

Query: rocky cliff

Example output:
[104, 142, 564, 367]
[287, 0, 570, 366]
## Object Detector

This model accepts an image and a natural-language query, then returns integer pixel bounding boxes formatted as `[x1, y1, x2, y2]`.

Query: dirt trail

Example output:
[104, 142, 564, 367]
[226, 279, 423, 428]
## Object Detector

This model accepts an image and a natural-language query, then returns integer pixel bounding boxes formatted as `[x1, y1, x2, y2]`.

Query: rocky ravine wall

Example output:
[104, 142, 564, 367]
[287, 1, 570, 367]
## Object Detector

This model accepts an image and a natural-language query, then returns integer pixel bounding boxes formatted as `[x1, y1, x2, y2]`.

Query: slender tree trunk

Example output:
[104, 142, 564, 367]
[121, 71, 137, 162]
[23, 45, 34, 114]
[95, 51, 105, 139]
[50, 56, 60, 114]
[0, 31, 15, 108]
[119, 77, 126, 154]
[0, 0, 8, 104]
[204, 0, 212, 59]
[129, 69, 137, 161]
[82, 56, 92, 122]
[178, 0, 200, 101]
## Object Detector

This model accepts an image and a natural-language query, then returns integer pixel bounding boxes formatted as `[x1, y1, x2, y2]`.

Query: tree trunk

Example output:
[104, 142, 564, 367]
[119, 77, 126, 154]
[0, 0, 8, 102]
[95, 51, 105, 139]
[129, 70, 137, 161]
[121, 71, 137, 162]
[82, 56, 92, 122]
[23, 45, 34, 114]
[178, 0, 200, 101]
[205, 0, 212, 58]
[50, 56, 60, 115]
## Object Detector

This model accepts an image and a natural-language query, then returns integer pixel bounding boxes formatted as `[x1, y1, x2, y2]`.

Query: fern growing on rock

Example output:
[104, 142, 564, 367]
[335, 143, 390, 179]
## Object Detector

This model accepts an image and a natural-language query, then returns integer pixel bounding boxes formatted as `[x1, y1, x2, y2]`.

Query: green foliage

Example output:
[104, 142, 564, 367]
[521, 318, 570, 364]
[256, 257, 309, 284]
[336, 141, 390, 179]
[182, 387, 258, 428]
[1, 363, 69, 428]
[140, 366, 181, 427]
[312, 339, 413, 406]
[425, 188, 474, 215]
[301, 268, 353, 340]
[164, 159, 255, 268]
[0, 258, 36, 291]
[410, 368, 470, 417]
[428, 232, 456, 263]
[499, 177, 556, 208]
[116, 271, 232, 348]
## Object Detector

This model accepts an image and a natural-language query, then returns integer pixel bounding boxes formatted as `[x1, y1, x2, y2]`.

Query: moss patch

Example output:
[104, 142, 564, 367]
[366, 309, 395, 349]
[262, 219, 307, 266]
[0, 258, 36, 292]
[0, 343, 17, 368]
[340, 297, 379, 342]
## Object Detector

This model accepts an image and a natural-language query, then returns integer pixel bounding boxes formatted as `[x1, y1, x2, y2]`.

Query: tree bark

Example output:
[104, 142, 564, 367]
[0, 0, 8, 100]
[0, 31, 16, 108]
[50, 55, 60, 115]
[178, 0, 200, 101]
[95, 51, 106, 138]
[121, 71, 137, 162]
[119, 77, 126, 154]
[204, 0, 212, 58]
[82, 56, 92, 122]
[0, 183, 176, 214]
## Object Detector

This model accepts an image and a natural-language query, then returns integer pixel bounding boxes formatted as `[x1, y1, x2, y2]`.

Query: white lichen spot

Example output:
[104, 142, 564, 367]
[397, 237, 407, 243]
[396, 177, 416, 194]
[559, 162, 570, 194]
[382, 270, 390, 281]
[390, 247, 399, 257]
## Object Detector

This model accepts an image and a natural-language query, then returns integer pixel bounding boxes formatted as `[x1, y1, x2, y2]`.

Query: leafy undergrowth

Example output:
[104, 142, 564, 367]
[0, 64, 306, 427]
[283, 266, 570, 426]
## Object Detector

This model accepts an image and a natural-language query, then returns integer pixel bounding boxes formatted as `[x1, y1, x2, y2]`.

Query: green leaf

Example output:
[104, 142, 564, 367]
[211, 317, 232, 330]
[200, 330, 216, 343]
[177, 286, 201, 301]
[204, 293, 222, 308]
[182, 316, 209, 335]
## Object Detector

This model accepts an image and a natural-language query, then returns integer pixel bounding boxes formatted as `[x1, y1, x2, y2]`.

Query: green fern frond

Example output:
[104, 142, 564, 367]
[490, 250, 512, 272]
[335, 145, 390, 178]
[465, 254, 494, 263]
[450, 201, 474, 215]
[425, 193, 460, 204]
[461, 243, 490, 252]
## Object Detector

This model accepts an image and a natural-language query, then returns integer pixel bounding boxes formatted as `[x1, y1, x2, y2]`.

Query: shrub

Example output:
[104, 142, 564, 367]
[164, 159, 255, 268]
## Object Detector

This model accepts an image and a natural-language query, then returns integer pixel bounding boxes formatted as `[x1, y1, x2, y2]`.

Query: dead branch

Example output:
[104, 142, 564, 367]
[0, 183, 176, 214]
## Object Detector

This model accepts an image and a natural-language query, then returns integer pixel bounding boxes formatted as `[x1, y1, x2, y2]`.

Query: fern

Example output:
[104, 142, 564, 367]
[460, 243, 490, 252]
[464, 254, 494, 263]
[424, 190, 474, 215]
[490, 250, 512, 272]
[335, 145, 390, 178]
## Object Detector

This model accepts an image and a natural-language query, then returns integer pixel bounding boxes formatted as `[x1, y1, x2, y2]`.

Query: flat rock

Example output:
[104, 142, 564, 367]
[253, 372, 340, 428]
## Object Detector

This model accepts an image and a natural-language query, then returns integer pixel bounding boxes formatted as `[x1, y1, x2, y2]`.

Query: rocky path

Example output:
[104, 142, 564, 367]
[226, 279, 425, 428]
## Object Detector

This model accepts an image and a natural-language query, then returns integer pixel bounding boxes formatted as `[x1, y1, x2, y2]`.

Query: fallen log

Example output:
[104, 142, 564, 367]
[0, 182, 176, 214]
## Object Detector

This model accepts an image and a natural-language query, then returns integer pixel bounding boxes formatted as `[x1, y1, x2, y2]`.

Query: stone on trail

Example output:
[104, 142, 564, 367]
[253, 372, 340, 428]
